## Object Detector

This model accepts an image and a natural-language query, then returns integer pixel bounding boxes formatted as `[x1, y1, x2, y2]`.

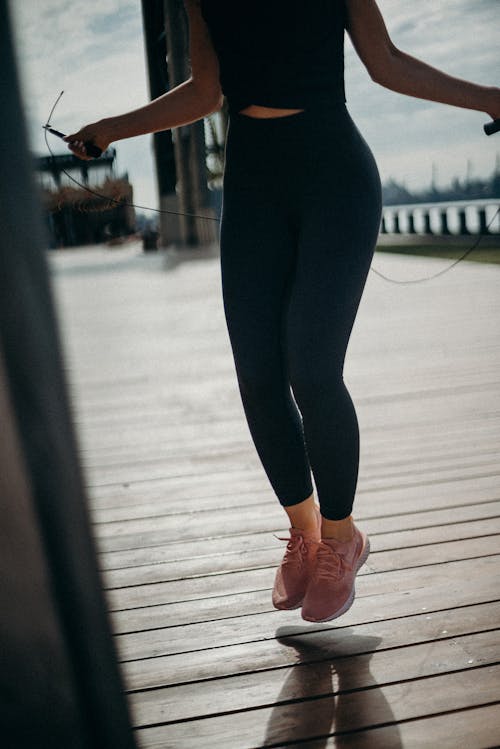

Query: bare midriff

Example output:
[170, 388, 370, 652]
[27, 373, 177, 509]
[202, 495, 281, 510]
[238, 104, 305, 118]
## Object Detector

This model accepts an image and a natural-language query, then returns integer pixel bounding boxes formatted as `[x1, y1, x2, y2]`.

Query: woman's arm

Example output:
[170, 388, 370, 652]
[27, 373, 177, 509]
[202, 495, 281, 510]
[66, 0, 223, 159]
[344, 0, 500, 120]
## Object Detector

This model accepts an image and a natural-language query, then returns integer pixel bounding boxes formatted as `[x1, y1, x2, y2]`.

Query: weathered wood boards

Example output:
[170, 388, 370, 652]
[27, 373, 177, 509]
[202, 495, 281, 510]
[50, 244, 500, 748]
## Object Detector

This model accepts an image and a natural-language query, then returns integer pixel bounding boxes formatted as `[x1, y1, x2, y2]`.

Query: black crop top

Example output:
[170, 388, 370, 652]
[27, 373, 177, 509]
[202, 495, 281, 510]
[200, 0, 347, 115]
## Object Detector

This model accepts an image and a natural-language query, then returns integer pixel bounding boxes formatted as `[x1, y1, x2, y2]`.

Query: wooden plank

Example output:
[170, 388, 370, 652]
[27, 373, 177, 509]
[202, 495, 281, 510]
[93, 500, 500, 554]
[72, 377, 500, 417]
[102, 528, 500, 589]
[70, 372, 500, 412]
[76, 349, 496, 392]
[76, 418, 500, 469]
[90, 467, 269, 506]
[82, 449, 500, 490]
[94, 496, 500, 544]
[78, 385, 500, 487]
[112, 573, 500, 643]
[132, 664, 500, 748]
[76, 408, 500, 458]
[75, 388, 498, 426]
[111, 558, 500, 657]
[308, 704, 500, 748]
[81, 447, 500, 493]
[78, 420, 500, 479]
[121, 600, 500, 692]
[64, 340, 500, 384]
[88, 457, 500, 522]
[102, 519, 500, 580]
[104, 534, 500, 613]
[71, 383, 500, 434]
[87, 468, 500, 517]
[130, 629, 500, 726]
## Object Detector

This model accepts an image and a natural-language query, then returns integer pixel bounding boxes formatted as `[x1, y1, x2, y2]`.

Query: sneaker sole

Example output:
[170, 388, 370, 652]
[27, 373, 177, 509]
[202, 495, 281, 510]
[301, 534, 370, 623]
[273, 599, 304, 611]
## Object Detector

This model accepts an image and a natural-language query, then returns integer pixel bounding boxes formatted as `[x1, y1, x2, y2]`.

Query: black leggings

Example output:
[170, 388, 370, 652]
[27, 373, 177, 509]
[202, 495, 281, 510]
[219, 102, 382, 520]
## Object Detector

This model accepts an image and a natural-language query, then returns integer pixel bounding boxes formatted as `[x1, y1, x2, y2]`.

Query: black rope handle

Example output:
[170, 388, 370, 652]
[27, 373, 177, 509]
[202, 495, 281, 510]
[484, 118, 500, 136]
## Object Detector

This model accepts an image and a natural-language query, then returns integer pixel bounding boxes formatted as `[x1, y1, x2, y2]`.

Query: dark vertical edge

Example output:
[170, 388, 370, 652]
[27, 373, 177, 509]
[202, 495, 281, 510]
[141, 0, 177, 201]
[0, 2, 138, 747]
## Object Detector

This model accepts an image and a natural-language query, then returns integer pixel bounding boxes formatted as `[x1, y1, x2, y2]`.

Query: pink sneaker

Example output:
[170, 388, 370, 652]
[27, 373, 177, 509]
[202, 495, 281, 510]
[301, 526, 370, 622]
[272, 505, 321, 610]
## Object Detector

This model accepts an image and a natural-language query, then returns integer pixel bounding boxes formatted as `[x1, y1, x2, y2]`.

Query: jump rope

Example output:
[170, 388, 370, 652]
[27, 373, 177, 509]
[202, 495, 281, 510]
[43, 91, 500, 285]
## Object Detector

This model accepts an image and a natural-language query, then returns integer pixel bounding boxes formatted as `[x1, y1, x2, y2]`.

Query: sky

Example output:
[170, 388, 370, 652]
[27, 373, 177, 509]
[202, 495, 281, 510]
[10, 0, 500, 214]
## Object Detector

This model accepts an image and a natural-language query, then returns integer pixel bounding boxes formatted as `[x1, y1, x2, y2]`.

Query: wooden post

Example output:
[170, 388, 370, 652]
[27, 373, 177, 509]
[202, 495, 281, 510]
[164, 0, 213, 246]
[0, 3, 137, 746]
[140, 0, 179, 247]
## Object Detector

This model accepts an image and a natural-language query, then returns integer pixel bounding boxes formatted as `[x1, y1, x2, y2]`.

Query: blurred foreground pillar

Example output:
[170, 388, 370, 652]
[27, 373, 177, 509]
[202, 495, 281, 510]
[0, 2, 138, 747]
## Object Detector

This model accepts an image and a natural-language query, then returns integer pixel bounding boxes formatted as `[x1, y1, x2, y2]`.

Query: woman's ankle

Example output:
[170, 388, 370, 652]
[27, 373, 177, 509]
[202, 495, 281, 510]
[321, 514, 355, 542]
[284, 492, 318, 531]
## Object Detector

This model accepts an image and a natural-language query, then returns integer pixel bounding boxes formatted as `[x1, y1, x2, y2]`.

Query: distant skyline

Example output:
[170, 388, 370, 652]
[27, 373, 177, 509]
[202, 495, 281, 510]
[11, 0, 500, 215]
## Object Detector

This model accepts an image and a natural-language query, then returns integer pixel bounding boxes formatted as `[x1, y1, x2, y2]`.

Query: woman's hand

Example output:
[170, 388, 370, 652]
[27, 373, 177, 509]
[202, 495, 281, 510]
[485, 88, 500, 121]
[63, 120, 112, 160]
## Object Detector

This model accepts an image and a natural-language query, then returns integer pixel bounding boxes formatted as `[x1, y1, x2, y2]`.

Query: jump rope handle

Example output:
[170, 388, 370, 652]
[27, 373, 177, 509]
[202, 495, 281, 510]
[484, 118, 500, 136]
[43, 125, 103, 158]
[81, 141, 103, 158]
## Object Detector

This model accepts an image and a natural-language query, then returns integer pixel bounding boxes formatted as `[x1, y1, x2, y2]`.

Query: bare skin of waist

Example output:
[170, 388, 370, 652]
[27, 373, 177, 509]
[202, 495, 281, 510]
[238, 104, 305, 118]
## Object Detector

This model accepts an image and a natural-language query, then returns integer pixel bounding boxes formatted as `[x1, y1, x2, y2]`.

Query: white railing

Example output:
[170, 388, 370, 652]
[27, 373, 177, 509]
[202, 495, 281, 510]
[381, 199, 500, 236]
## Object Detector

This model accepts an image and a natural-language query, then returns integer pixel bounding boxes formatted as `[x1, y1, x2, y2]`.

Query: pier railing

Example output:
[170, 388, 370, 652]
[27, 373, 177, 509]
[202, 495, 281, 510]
[380, 199, 500, 238]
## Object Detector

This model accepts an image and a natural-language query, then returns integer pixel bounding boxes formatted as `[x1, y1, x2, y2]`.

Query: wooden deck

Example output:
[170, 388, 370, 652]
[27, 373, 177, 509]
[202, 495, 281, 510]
[48, 240, 500, 748]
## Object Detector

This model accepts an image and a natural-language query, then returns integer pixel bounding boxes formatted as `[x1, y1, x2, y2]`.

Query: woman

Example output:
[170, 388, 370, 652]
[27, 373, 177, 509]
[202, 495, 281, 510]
[66, 0, 500, 623]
